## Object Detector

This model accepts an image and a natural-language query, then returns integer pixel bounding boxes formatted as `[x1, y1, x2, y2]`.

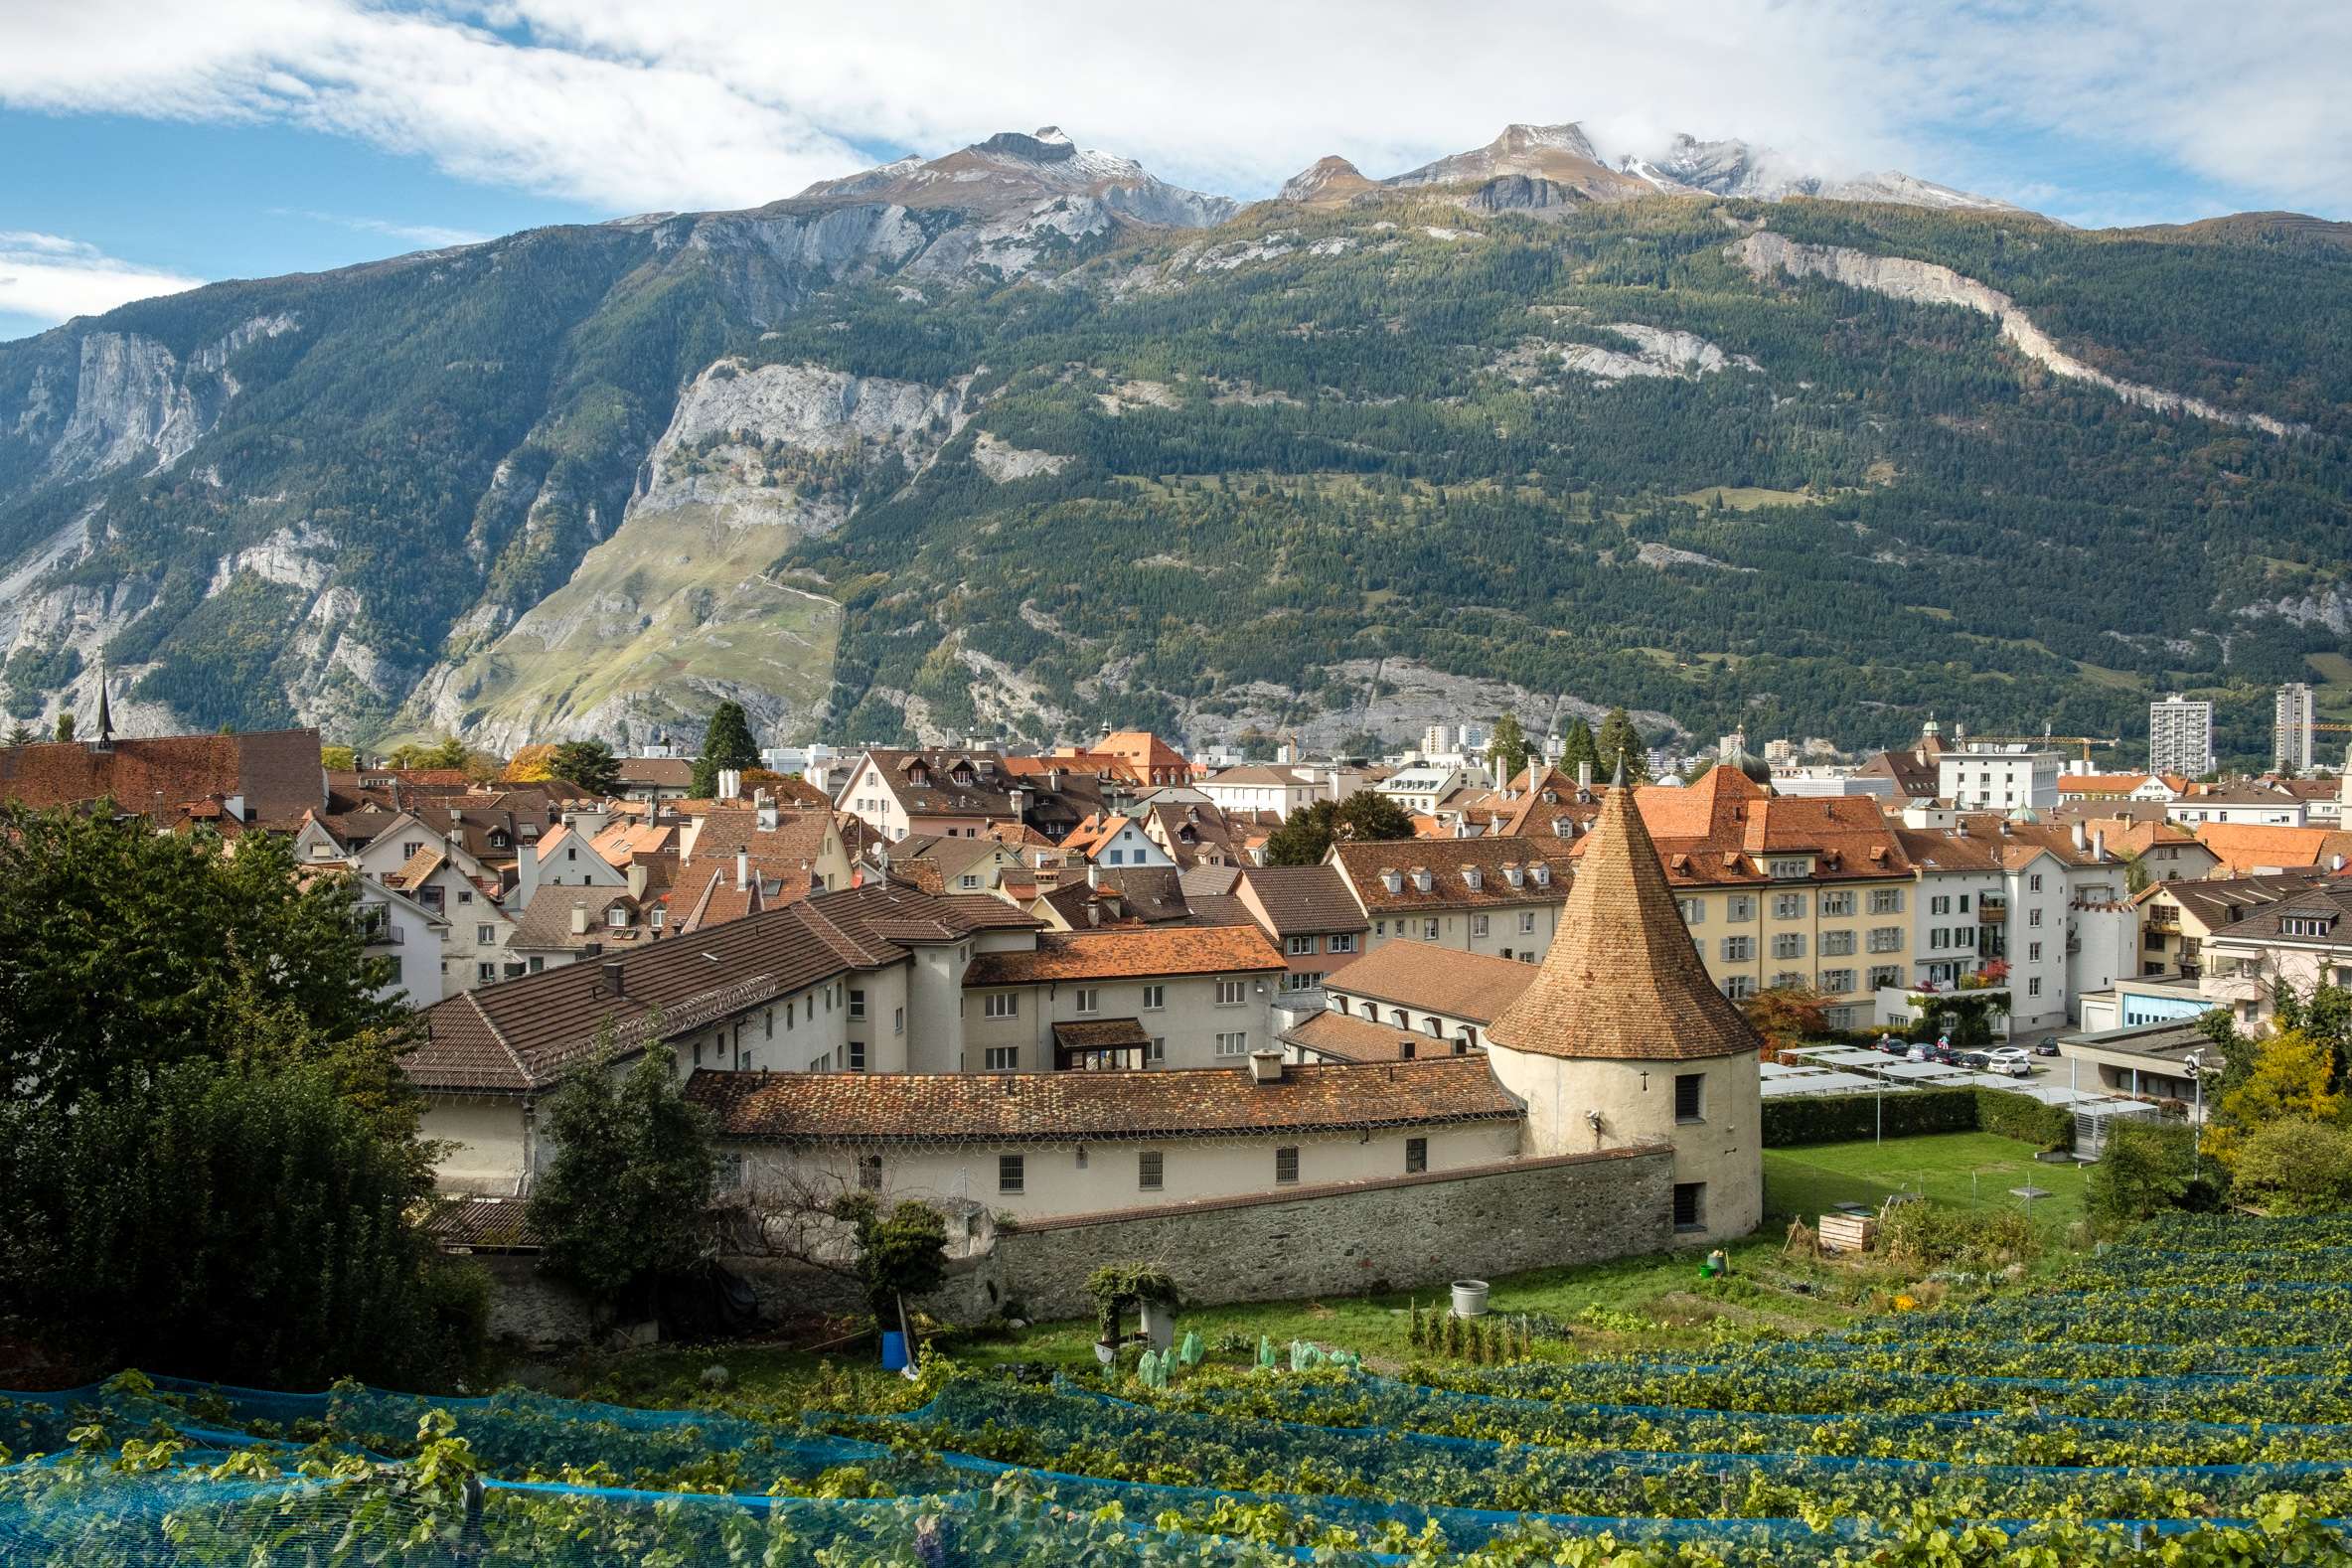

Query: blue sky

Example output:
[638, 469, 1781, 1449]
[4, 0, 2346, 343]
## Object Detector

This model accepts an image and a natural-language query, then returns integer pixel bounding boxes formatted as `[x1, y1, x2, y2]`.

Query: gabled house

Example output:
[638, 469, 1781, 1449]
[835, 747, 1019, 842]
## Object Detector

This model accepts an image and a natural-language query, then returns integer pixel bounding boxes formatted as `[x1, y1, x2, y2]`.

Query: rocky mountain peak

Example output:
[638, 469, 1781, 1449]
[1278, 155, 1376, 205]
[792, 127, 1236, 229]
[973, 126, 1079, 163]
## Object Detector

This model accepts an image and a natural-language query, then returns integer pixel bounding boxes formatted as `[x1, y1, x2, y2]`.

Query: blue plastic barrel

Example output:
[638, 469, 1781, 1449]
[880, 1331, 909, 1371]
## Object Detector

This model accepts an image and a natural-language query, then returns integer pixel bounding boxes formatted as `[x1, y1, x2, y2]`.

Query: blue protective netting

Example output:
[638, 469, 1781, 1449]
[14, 1216, 2352, 1562]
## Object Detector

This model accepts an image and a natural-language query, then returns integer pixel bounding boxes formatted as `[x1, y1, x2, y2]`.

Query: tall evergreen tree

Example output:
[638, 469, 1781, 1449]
[1595, 707, 1649, 784]
[52, 710, 74, 743]
[549, 738, 623, 797]
[691, 701, 761, 798]
[1486, 713, 1531, 786]
[1558, 718, 1600, 779]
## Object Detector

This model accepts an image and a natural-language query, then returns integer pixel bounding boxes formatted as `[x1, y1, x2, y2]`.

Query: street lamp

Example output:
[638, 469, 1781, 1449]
[2184, 1048, 2213, 1177]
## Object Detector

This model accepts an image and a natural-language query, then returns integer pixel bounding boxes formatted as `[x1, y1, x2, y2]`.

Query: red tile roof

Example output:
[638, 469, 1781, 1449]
[0, 726, 324, 826]
[686, 1056, 1519, 1143]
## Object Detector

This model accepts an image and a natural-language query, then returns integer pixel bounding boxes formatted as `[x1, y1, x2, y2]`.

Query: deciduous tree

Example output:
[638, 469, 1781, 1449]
[830, 1193, 950, 1321]
[0, 1059, 482, 1387]
[0, 809, 411, 1119]
[528, 1046, 717, 1306]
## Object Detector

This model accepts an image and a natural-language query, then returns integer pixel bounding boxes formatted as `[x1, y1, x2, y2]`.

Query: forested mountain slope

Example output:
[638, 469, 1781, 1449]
[1, 128, 2346, 761]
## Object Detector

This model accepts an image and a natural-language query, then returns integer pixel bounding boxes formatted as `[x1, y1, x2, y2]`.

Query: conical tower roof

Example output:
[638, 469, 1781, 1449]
[1487, 769, 1763, 1062]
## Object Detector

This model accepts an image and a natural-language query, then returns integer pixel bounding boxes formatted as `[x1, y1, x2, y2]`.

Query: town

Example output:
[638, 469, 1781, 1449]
[5, 8, 2352, 1556]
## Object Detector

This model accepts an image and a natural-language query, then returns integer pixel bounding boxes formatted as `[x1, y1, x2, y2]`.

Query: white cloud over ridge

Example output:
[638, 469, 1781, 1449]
[1, 1, 2348, 223]
[0, 231, 203, 325]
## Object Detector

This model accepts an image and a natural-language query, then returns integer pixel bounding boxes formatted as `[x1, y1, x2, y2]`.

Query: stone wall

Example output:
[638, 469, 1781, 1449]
[974, 1147, 1672, 1322]
[476, 1147, 1672, 1347]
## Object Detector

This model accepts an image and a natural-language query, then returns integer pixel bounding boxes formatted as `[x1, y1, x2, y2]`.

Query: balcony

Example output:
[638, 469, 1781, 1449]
[1977, 897, 2006, 923]
[361, 922, 404, 947]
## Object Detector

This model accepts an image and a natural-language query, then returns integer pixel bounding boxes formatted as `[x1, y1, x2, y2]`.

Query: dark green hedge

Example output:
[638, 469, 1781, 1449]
[1971, 1087, 2076, 1152]
[1763, 1086, 2075, 1152]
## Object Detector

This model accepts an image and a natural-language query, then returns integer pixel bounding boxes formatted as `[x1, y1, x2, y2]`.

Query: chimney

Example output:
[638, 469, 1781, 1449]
[755, 789, 778, 831]
[1086, 862, 1100, 889]
[1010, 786, 1027, 821]
[569, 900, 588, 936]
[2093, 829, 2107, 861]
[1248, 1049, 1285, 1085]
[2071, 821, 2088, 852]
[717, 766, 741, 801]
[736, 847, 751, 889]
[1047, 768, 1063, 794]
[600, 959, 625, 997]
[1577, 761, 1592, 790]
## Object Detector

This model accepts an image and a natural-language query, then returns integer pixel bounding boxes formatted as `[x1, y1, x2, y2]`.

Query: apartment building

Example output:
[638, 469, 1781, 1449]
[2147, 694, 2214, 778]
[2276, 683, 2317, 773]
[1328, 838, 1577, 961]
[1624, 768, 1916, 1028]
[1938, 746, 2063, 813]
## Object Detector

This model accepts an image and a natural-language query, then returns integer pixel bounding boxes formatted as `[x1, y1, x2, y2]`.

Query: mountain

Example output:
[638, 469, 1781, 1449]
[1627, 133, 2024, 213]
[1, 124, 2347, 765]
[1278, 156, 1378, 206]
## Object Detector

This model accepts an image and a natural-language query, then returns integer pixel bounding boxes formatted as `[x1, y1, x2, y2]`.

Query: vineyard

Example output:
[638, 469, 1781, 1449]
[7, 1214, 2352, 1564]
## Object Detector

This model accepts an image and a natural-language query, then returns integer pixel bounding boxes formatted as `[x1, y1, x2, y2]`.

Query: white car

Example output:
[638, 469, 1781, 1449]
[1983, 1047, 2034, 1078]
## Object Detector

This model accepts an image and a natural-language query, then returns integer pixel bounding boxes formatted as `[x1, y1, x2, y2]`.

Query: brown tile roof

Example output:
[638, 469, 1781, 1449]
[2058, 774, 2153, 796]
[507, 888, 650, 951]
[2143, 870, 2329, 932]
[686, 1056, 1519, 1144]
[1283, 1009, 1460, 1063]
[848, 747, 1019, 819]
[2208, 882, 2352, 948]
[1332, 838, 1577, 913]
[403, 883, 1016, 1093]
[1236, 863, 1368, 936]
[1488, 773, 1764, 1063]
[0, 726, 325, 826]
[1323, 939, 1537, 1024]
[962, 924, 1284, 986]
[615, 757, 696, 789]
[1051, 1018, 1155, 1050]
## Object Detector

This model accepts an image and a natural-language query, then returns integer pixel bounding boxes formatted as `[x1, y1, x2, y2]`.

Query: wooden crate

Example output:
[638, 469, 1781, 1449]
[1817, 1212, 1878, 1253]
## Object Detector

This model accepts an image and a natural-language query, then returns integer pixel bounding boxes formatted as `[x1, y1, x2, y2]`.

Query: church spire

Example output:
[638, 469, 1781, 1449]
[93, 653, 114, 743]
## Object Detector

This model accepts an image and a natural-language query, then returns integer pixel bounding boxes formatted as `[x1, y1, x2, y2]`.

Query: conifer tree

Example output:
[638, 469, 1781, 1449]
[691, 701, 761, 798]
[1595, 707, 1648, 783]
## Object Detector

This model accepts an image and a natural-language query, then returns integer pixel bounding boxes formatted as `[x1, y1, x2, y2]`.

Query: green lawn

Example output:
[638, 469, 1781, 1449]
[1765, 1131, 2086, 1231]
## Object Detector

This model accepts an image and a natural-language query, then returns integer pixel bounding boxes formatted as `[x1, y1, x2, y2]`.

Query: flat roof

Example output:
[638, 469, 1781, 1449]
[2060, 1019, 2217, 1067]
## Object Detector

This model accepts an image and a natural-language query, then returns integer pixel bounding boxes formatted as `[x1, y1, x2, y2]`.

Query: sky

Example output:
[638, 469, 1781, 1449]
[4, 0, 2349, 342]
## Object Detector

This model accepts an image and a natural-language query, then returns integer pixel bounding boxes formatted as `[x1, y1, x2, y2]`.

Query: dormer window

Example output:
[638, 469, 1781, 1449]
[950, 765, 973, 786]
[1462, 866, 1483, 891]
[1767, 858, 1810, 879]
[1503, 863, 1525, 887]
[1380, 869, 1403, 894]
[1529, 862, 1551, 887]
[1410, 868, 1433, 893]
[2282, 915, 2336, 938]
[606, 906, 629, 928]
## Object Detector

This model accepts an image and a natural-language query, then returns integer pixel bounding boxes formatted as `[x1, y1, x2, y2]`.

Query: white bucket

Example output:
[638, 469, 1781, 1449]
[1451, 1279, 1490, 1318]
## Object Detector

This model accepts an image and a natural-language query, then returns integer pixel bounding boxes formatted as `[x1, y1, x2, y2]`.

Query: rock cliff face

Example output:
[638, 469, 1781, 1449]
[1733, 230, 2307, 436]
[398, 360, 971, 752]
[22, 314, 301, 485]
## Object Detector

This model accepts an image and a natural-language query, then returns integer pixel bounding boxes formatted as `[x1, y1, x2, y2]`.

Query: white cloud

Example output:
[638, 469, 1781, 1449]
[276, 210, 492, 247]
[0, 232, 204, 325]
[1, 1, 2347, 222]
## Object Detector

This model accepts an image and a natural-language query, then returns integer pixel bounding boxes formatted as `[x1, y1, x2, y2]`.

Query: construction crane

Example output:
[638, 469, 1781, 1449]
[1951, 724, 2122, 765]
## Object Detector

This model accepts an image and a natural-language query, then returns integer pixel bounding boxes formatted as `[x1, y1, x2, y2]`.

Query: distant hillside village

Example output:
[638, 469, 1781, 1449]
[3, 690, 2348, 1319]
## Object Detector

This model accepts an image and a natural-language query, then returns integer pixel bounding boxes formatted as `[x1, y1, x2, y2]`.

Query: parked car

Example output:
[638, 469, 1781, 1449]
[1956, 1050, 1991, 1070]
[1876, 1035, 1910, 1056]
[2034, 1035, 2061, 1056]
[1906, 1043, 1931, 1063]
[1984, 1047, 2035, 1077]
